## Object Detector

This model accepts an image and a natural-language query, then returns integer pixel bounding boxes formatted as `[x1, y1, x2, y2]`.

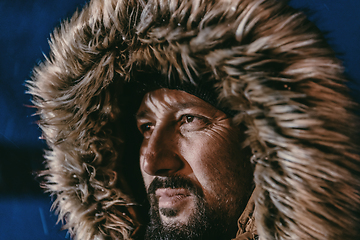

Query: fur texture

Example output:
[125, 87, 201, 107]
[28, 0, 360, 239]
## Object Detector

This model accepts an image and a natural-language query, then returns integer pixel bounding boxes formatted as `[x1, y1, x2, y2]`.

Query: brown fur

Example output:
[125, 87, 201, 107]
[28, 0, 360, 239]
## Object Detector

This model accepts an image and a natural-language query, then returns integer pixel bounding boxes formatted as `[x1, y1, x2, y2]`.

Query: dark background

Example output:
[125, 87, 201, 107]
[0, 0, 359, 239]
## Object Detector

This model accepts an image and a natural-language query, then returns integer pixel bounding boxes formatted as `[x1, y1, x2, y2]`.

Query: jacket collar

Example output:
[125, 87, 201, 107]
[233, 188, 258, 240]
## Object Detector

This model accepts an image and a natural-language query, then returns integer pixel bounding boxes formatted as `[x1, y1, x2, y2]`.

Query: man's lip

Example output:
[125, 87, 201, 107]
[155, 188, 191, 208]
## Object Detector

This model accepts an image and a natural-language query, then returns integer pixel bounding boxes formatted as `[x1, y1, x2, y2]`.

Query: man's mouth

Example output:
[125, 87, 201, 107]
[155, 188, 191, 209]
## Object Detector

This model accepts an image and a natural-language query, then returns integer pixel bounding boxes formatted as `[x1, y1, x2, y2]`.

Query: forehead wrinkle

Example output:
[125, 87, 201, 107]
[136, 91, 171, 120]
[136, 90, 206, 120]
[156, 90, 202, 111]
[136, 93, 157, 120]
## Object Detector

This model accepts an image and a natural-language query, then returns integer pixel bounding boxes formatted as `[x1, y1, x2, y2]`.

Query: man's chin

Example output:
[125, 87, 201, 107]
[145, 208, 208, 240]
[158, 209, 192, 226]
[144, 195, 224, 240]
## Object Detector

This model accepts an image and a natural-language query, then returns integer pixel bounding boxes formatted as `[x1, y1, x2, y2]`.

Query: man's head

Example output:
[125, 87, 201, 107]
[135, 88, 253, 239]
[29, 0, 360, 239]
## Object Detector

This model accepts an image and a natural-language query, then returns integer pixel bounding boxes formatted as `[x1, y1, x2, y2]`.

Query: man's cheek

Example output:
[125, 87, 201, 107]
[141, 172, 153, 190]
[192, 165, 220, 202]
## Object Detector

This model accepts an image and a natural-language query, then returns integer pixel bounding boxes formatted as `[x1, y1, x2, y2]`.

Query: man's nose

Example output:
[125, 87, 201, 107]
[140, 125, 183, 176]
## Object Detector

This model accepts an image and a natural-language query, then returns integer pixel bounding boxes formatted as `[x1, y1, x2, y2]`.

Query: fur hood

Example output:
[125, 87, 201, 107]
[28, 0, 360, 239]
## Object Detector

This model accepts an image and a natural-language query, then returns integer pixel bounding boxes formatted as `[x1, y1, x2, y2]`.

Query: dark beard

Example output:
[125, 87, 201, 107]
[144, 176, 235, 240]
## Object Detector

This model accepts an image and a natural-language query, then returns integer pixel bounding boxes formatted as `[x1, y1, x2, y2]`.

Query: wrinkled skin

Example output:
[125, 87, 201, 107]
[136, 88, 254, 239]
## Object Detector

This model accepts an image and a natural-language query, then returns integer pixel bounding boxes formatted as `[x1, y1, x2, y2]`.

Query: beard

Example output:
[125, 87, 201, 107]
[144, 176, 236, 240]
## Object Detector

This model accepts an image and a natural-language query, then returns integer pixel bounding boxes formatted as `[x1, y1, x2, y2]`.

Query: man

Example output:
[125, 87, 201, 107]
[135, 87, 254, 240]
[28, 0, 360, 239]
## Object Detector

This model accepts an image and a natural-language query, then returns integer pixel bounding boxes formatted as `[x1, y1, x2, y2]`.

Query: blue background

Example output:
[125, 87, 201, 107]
[0, 0, 359, 239]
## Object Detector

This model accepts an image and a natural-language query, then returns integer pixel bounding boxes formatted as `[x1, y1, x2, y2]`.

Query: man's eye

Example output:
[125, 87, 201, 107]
[180, 114, 208, 132]
[180, 115, 197, 124]
[139, 123, 153, 138]
[141, 123, 151, 131]
[184, 115, 195, 123]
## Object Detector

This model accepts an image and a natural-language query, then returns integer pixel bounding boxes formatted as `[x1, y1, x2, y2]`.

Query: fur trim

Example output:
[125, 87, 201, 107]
[28, 0, 360, 239]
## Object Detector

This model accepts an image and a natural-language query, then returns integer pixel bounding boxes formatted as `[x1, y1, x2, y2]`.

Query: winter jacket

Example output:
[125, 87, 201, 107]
[28, 0, 360, 239]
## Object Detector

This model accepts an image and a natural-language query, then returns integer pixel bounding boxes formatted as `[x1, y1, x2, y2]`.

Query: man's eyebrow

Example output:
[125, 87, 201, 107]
[135, 110, 150, 120]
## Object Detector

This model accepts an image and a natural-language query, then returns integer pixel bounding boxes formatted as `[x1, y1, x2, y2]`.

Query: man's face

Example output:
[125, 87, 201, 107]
[136, 88, 253, 239]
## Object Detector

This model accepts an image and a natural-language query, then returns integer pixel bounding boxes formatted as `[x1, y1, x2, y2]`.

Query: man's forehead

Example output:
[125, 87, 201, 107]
[136, 88, 220, 119]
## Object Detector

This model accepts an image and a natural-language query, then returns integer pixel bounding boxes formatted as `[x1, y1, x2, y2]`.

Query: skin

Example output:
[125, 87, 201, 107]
[136, 88, 254, 238]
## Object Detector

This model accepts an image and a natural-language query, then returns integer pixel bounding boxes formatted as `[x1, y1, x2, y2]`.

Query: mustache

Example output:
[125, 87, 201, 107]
[147, 176, 202, 196]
